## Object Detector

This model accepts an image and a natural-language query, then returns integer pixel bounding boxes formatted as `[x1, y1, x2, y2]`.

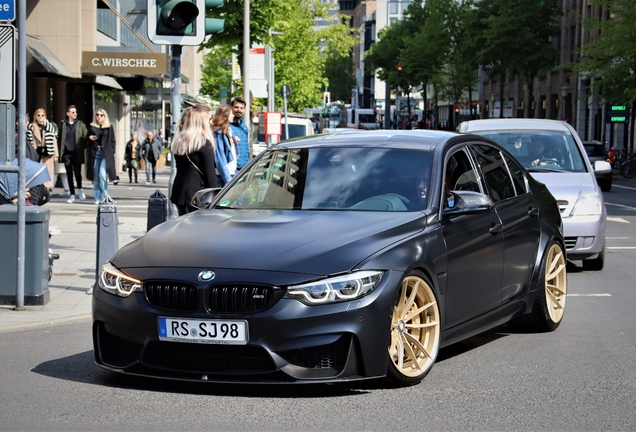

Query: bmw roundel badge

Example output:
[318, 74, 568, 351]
[198, 270, 215, 282]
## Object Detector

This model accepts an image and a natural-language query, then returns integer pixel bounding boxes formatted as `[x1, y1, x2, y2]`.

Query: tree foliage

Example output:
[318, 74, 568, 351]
[572, 0, 636, 104]
[199, 0, 357, 112]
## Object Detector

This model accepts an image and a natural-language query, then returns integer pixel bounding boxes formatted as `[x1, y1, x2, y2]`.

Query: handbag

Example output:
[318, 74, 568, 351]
[28, 184, 50, 206]
[122, 162, 127, 171]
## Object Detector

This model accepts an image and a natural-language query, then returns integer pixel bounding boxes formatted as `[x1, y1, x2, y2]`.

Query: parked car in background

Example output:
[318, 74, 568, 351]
[93, 129, 567, 387]
[458, 119, 610, 270]
[583, 141, 612, 191]
[251, 113, 315, 156]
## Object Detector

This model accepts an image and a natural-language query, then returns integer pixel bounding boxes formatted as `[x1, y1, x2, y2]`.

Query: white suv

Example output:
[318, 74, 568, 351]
[458, 119, 611, 270]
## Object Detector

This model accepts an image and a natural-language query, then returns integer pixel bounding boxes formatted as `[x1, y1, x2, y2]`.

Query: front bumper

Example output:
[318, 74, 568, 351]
[562, 213, 606, 260]
[92, 270, 402, 384]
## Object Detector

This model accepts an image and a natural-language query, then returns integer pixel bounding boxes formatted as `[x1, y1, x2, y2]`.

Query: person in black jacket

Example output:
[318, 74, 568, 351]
[124, 133, 142, 183]
[86, 108, 116, 204]
[170, 104, 218, 216]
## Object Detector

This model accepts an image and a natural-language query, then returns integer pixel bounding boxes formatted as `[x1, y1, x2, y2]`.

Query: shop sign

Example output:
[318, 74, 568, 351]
[82, 51, 168, 76]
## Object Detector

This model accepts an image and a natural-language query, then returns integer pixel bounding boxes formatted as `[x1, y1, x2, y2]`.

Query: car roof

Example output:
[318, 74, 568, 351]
[274, 129, 461, 151]
[459, 118, 572, 133]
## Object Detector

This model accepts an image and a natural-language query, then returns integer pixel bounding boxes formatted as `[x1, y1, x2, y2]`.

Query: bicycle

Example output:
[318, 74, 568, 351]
[611, 148, 629, 175]
[620, 152, 636, 179]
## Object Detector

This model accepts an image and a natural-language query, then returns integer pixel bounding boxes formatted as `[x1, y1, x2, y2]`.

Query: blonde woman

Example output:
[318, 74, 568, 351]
[170, 104, 218, 216]
[26, 108, 58, 190]
[86, 108, 116, 204]
[211, 104, 237, 186]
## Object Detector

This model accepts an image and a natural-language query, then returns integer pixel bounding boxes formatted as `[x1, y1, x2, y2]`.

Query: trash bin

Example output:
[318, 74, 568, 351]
[0, 204, 50, 305]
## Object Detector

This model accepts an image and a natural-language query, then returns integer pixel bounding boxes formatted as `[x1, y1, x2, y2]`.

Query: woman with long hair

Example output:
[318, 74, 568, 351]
[125, 132, 141, 183]
[170, 104, 218, 216]
[86, 108, 116, 204]
[26, 108, 58, 190]
[211, 104, 237, 186]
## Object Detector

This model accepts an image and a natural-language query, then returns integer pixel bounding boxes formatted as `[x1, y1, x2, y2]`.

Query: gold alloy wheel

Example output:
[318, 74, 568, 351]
[545, 243, 567, 323]
[389, 276, 440, 378]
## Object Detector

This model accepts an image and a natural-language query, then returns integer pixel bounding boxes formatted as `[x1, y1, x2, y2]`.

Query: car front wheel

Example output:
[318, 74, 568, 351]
[515, 240, 567, 332]
[386, 272, 440, 386]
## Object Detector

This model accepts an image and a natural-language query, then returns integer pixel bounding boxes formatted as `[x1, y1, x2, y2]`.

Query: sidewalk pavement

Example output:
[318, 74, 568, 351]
[0, 166, 172, 332]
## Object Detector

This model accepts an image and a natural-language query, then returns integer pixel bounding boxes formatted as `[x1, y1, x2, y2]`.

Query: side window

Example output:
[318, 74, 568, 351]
[473, 144, 516, 202]
[443, 148, 482, 207]
[503, 154, 528, 195]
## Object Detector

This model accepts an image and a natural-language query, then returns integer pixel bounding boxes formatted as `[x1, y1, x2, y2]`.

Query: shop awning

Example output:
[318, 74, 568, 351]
[94, 75, 123, 90]
[26, 35, 76, 78]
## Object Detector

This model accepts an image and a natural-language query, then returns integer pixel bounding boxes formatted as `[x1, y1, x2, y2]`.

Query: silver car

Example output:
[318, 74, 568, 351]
[458, 119, 610, 270]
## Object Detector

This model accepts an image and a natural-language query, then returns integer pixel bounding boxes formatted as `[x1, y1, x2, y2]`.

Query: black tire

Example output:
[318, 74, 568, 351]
[599, 179, 612, 192]
[385, 271, 440, 387]
[583, 241, 605, 271]
[621, 162, 636, 179]
[513, 240, 567, 332]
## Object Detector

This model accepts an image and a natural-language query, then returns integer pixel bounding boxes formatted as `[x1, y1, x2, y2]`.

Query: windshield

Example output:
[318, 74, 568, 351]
[476, 130, 588, 172]
[216, 147, 433, 211]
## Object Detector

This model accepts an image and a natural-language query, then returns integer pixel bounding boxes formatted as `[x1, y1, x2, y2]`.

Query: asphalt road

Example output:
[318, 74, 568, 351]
[0, 179, 634, 431]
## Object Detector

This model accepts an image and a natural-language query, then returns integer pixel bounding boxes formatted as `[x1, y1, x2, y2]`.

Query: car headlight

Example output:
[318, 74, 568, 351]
[98, 262, 142, 297]
[570, 192, 603, 216]
[285, 271, 383, 305]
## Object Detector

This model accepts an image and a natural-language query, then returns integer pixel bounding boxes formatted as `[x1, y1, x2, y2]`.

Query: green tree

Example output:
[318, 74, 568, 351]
[201, 0, 356, 112]
[571, 0, 636, 148]
[200, 46, 235, 102]
[325, 54, 356, 104]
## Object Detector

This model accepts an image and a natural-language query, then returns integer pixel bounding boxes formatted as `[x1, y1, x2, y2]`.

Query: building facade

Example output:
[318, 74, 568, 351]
[22, 0, 206, 174]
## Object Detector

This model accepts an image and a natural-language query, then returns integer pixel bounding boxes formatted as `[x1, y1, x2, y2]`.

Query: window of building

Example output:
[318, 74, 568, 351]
[97, 0, 117, 41]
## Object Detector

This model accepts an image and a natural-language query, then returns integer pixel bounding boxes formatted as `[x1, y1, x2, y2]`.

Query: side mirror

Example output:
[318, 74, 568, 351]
[191, 188, 222, 209]
[443, 190, 495, 217]
[594, 160, 611, 175]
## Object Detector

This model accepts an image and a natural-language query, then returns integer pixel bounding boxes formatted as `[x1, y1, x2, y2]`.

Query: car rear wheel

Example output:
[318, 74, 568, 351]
[515, 240, 567, 332]
[386, 272, 440, 387]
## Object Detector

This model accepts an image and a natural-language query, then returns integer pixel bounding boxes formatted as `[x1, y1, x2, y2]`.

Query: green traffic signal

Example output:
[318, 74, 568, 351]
[157, 0, 199, 36]
[204, 0, 224, 35]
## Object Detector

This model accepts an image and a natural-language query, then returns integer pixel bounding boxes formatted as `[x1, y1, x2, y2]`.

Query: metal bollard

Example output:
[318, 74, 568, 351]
[147, 189, 168, 232]
[96, 196, 118, 282]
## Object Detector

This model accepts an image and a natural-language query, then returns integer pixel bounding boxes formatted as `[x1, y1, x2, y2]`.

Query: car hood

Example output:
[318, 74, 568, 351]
[530, 171, 601, 213]
[111, 209, 425, 275]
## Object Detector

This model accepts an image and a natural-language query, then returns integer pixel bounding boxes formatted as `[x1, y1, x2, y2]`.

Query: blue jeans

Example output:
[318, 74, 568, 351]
[145, 158, 150, 181]
[93, 150, 108, 202]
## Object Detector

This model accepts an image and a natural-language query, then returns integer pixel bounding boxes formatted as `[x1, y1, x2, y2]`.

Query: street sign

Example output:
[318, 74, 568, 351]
[0, 24, 15, 103]
[0, 0, 15, 22]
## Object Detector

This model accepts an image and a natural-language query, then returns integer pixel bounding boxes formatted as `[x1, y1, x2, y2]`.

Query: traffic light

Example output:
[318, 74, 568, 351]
[397, 66, 403, 78]
[147, 0, 225, 46]
[454, 107, 460, 114]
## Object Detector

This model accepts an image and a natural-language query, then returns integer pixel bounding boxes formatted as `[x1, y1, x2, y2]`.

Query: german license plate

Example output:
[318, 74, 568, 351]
[158, 317, 248, 345]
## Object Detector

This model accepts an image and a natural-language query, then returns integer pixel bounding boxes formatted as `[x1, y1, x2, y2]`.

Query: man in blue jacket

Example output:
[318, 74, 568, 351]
[229, 97, 250, 170]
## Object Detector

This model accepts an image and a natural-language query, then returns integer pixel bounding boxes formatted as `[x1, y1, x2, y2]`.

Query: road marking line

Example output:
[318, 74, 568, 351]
[612, 184, 636, 191]
[607, 236, 631, 239]
[607, 216, 630, 223]
[567, 293, 611, 297]
[605, 202, 636, 211]
[608, 246, 636, 250]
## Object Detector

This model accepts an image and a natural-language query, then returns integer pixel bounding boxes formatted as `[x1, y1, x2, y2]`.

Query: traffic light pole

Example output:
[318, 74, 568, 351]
[168, 44, 182, 220]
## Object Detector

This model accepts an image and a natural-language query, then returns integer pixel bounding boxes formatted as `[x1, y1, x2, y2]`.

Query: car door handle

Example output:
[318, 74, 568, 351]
[489, 223, 503, 234]
[527, 207, 539, 217]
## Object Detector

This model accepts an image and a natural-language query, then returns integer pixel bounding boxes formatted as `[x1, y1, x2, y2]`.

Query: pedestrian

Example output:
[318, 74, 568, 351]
[58, 105, 88, 203]
[125, 132, 141, 184]
[142, 130, 162, 184]
[229, 96, 250, 170]
[86, 108, 116, 204]
[26, 108, 58, 191]
[211, 104, 237, 186]
[170, 104, 218, 216]
[157, 127, 165, 148]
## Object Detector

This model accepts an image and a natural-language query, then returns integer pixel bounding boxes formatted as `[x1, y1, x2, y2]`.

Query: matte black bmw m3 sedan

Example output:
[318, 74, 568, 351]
[92, 129, 567, 387]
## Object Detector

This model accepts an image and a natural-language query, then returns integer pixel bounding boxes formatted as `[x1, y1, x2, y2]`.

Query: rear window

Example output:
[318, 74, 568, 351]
[584, 144, 607, 158]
